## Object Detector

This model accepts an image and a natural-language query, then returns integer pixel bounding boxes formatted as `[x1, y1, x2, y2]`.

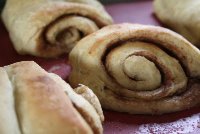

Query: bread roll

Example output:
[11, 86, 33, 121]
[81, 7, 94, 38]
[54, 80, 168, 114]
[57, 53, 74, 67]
[154, 0, 200, 47]
[0, 61, 103, 134]
[69, 23, 200, 114]
[1, 0, 113, 57]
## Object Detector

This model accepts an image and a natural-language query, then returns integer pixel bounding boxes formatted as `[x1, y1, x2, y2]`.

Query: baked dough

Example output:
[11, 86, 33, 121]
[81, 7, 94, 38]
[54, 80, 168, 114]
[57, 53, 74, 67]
[1, 0, 113, 57]
[0, 61, 103, 134]
[154, 0, 200, 47]
[69, 23, 200, 114]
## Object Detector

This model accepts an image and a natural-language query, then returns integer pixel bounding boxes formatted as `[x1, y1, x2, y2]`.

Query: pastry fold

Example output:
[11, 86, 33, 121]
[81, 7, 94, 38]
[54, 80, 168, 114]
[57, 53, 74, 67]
[1, 0, 113, 57]
[154, 0, 200, 47]
[0, 61, 103, 134]
[69, 23, 200, 114]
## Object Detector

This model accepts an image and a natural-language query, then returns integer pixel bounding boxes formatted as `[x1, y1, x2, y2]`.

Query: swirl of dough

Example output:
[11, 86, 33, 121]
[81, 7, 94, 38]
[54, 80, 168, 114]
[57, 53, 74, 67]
[69, 23, 200, 114]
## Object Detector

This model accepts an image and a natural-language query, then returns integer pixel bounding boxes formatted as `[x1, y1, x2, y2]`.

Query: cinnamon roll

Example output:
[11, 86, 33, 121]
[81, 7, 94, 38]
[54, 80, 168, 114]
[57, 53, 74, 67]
[0, 61, 103, 134]
[1, 0, 113, 57]
[154, 0, 200, 47]
[69, 23, 200, 114]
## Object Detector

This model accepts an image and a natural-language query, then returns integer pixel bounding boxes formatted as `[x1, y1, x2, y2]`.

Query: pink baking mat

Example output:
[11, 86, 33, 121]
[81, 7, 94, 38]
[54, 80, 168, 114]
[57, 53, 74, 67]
[0, 1, 199, 134]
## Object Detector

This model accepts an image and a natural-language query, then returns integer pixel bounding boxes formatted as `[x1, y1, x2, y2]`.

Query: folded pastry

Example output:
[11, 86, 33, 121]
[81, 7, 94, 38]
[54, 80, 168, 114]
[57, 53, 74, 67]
[154, 0, 200, 47]
[0, 61, 103, 134]
[69, 23, 200, 114]
[1, 0, 113, 57]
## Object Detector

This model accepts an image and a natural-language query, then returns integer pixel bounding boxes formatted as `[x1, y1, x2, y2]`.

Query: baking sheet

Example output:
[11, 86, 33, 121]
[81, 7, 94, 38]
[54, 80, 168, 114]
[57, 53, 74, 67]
[0, 1, 199, 134]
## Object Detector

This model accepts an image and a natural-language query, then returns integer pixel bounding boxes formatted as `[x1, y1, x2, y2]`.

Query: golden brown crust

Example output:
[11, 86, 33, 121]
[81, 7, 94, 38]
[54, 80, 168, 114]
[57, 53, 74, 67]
[2, 0, 113, 57]
[69, 23, 200, 114]
[0, 61, 103, 133]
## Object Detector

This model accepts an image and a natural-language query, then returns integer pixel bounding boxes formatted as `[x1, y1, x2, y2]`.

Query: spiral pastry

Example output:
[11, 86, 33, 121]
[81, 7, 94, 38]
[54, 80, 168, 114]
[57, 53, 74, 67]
[2, 0, 112, 57]
[69, 23, 200, 114]
[154, 0, 200, 47]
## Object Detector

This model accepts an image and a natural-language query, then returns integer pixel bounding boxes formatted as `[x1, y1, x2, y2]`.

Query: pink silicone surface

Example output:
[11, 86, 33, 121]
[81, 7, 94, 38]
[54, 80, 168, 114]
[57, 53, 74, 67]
[0, 1, 199, 134]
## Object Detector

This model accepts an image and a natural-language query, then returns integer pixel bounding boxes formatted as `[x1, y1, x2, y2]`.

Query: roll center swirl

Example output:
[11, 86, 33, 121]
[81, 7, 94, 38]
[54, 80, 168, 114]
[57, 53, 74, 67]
[123, 55, 161, 91]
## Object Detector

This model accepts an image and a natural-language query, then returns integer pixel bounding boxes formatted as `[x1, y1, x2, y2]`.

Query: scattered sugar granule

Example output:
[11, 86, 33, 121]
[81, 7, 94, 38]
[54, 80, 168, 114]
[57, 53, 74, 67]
[136, 113, 200, 134]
